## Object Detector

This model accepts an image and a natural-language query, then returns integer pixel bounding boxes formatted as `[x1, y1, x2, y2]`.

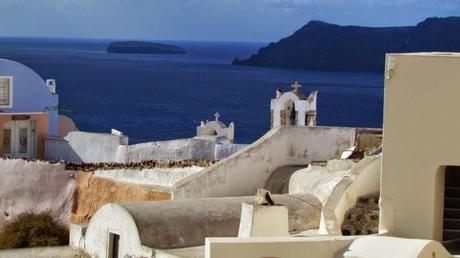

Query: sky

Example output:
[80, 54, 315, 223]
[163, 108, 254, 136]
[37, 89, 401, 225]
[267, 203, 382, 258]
[0, 0, 459, 42]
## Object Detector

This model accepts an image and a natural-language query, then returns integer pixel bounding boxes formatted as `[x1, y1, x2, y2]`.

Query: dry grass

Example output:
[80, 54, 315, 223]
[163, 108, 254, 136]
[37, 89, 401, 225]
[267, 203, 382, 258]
[0, 212, 68, 249]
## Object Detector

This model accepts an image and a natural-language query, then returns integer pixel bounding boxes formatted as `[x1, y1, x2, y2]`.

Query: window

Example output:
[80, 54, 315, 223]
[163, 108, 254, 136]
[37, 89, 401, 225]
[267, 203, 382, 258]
[19, 128, 28, 154]
[3, 129, 11, 154]
[0, 77, 12, 107]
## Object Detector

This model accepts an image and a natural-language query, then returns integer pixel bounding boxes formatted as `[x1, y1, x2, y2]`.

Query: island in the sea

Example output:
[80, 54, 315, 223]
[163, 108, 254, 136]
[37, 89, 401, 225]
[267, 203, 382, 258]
[233, 16, 460, 72]
[107, 41, 186, 54]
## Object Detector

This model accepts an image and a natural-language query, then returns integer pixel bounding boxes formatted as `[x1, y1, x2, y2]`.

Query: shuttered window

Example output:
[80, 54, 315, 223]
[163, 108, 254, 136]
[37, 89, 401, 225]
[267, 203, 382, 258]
[0, 78, 11, 107]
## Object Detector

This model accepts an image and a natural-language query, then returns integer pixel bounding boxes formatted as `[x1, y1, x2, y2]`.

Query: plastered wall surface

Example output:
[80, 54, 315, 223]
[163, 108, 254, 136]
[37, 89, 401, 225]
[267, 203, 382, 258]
[0, 58, 58, 135]
[94, 166, 204, 187]
[79, 194, 320, 257]
[46, 132, 246, 163]
[0, 159, 75, 228]
[205, 236, 357, 258]
[320, 155, 381, 235]
[381, 53, 460, 241]
[64, 131, 128, 163]
[173, 126, 357, 199]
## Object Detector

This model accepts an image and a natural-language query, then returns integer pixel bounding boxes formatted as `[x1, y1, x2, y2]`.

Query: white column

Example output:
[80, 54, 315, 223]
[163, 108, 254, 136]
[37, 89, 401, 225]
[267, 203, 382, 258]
[272, 108, 281, 128]
[297, 109, 306, 126]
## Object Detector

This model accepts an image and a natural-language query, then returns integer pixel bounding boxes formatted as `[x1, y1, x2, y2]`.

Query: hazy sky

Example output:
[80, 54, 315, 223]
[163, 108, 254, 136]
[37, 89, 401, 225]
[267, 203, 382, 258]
[0, 0, 459, 42]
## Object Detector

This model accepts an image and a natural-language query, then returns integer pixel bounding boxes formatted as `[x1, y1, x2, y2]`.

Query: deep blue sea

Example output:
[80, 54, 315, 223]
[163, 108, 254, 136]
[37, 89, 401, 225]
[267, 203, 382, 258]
[0, 37, 383, 144]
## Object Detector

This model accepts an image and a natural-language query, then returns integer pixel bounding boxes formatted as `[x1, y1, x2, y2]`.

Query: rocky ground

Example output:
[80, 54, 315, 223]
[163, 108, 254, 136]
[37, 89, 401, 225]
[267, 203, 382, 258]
[341, 193, 380, 235]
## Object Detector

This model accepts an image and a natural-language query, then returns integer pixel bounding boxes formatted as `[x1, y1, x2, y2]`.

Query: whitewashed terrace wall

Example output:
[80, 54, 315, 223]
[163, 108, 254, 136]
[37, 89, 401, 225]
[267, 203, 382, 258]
[0, 159, 76, 228]
[94, 166, 204, 188]
[319, 154, 381, 235]
[46, 132, 245, 163]
[215, 144, 247, 160]
[205, 236, 358, 258]
[45, 131, 128, 163]
[125, 138, 215, 163]
[205, 235, 451, 258]
[173, 126, 357, 199]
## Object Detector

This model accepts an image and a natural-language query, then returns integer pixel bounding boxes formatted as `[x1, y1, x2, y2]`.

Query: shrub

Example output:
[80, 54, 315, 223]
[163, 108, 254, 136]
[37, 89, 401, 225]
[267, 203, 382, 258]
[0, 212, 69, 249]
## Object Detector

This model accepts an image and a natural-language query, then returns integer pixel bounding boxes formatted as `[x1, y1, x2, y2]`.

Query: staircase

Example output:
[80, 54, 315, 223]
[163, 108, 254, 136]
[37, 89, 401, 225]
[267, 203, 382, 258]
[443, 187, 460, 241]
[443, 169, 460, 253]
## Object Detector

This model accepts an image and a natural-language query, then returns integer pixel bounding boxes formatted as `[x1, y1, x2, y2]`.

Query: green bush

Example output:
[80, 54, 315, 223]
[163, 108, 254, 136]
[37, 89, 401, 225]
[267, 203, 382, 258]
[0, 212, 69, 249]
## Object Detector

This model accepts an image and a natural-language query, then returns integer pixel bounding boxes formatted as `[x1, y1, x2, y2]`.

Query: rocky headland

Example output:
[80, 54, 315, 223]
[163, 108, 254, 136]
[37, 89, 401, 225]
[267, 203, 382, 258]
[233, 17, 460, 72]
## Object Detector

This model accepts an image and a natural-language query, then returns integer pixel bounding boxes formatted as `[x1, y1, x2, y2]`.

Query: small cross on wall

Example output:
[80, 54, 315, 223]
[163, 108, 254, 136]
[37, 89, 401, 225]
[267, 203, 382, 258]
[291, 81, 302, 91]
[214, 112, 220, 121]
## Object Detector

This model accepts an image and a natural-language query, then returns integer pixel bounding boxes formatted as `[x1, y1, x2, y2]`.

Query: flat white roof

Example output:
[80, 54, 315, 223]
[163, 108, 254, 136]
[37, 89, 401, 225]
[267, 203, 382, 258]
[389, 52, 460, 57]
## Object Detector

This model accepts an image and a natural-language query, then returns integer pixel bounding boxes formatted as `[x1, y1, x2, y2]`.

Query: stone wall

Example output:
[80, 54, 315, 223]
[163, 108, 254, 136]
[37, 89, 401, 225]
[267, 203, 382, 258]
[71, 172, 171, 223]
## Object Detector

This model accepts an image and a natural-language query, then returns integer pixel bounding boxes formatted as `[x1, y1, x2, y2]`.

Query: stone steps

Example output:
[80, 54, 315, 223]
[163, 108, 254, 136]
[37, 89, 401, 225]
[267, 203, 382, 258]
[446, 187, 460, 198]
[445, 209, 460, 220]
[445, 197, 460, 209]
[444, 187, 460, 241]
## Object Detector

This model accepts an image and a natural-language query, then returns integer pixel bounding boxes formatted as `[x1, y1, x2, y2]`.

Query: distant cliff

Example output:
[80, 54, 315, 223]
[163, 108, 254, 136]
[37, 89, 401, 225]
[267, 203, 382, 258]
[233, 17, 460, 72]
[107, 41, 185, 54]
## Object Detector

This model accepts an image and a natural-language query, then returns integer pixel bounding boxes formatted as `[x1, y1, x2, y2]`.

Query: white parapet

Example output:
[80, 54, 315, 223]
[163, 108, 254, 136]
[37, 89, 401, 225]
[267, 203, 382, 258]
[238, 203, 289, 238]
[69, 223, 88, 250]
[205, 235, 451, 258]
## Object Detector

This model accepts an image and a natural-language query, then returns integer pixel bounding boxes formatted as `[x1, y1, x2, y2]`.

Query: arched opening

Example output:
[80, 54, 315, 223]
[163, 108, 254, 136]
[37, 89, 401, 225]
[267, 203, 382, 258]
[211, 130, 218, 136]
[283, 99, 297, 126]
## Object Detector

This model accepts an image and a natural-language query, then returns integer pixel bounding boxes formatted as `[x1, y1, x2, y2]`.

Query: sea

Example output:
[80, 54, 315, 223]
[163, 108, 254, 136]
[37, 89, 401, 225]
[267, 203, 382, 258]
[0, 37, 383, 144]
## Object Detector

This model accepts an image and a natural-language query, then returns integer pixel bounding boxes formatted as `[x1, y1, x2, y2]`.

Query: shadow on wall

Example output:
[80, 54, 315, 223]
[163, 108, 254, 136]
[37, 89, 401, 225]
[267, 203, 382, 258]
[173, 126, 359, 199]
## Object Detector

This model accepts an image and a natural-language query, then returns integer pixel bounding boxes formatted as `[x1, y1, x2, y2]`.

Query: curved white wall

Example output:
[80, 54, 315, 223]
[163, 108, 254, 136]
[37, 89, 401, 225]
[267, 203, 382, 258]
[319, 155, 381, 235]
[83, 204, 153, 258]
[0, 58, 59, 135]
[173, 126, 357, 199]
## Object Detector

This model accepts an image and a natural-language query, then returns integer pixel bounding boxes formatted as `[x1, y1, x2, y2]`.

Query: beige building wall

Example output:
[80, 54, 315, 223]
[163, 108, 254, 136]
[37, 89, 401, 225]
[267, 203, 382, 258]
[0, 113, 48, 159]
[380, 52, 460, 241]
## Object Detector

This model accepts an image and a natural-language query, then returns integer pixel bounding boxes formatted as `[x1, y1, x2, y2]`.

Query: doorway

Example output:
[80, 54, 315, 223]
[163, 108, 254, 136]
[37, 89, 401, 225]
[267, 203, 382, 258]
[3, 120, 35, 158]
[284, 100, 296, 126]
[108, 232, 120, 258]
[443, 166, 460, 253]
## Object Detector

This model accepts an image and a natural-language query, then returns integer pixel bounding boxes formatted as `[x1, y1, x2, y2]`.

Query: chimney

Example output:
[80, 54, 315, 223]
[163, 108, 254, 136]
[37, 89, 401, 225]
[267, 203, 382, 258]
[46, 79, 56, 94]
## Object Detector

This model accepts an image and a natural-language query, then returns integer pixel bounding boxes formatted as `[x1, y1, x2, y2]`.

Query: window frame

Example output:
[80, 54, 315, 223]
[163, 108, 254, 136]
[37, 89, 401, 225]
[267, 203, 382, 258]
[0, 76, 13, 108]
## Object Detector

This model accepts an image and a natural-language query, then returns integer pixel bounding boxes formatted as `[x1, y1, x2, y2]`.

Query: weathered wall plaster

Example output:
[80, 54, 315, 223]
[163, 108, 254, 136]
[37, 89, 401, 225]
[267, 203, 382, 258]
[79, 194, 321, 257]
[319, 155, 381, 235]
[0, 159, 75, 229]
[94, 166, 204, 188]
[72, 172, 171, 223]
[173, 126, 357, 199]
[46, 132, 246, 163]
[289, 159, 357, 202]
